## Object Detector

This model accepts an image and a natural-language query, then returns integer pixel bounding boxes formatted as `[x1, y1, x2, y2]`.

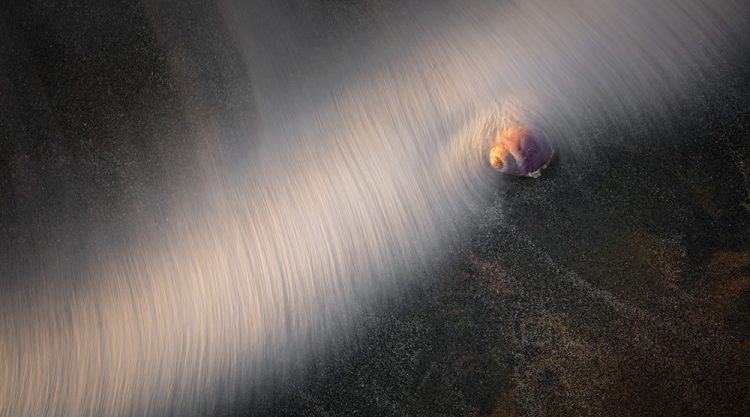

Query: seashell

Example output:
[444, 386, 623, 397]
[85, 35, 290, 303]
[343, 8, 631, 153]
[488, 126, 554, 178]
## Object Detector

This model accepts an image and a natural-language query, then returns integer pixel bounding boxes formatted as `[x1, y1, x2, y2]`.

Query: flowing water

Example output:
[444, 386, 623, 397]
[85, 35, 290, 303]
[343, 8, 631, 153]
[1, 0, 747, 416]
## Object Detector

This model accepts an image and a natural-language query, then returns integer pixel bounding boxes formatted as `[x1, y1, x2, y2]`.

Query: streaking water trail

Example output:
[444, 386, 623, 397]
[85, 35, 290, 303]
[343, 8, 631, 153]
[1, 0, 747, 416]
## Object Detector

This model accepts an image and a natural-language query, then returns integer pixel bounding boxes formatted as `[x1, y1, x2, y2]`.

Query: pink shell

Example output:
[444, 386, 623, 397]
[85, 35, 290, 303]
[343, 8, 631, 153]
[489, 126, 554, 178]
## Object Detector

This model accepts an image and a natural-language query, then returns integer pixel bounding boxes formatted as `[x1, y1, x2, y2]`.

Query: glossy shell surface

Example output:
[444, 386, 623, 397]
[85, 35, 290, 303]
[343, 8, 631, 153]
[489, 126, 553, 178]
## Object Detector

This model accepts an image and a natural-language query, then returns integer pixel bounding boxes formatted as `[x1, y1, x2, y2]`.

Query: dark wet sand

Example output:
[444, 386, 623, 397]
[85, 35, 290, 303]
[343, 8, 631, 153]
[262, 64, 750, 417]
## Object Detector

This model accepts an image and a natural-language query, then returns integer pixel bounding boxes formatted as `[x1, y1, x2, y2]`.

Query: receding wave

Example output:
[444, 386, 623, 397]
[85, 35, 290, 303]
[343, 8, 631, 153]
[0, 1, 746, 416]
